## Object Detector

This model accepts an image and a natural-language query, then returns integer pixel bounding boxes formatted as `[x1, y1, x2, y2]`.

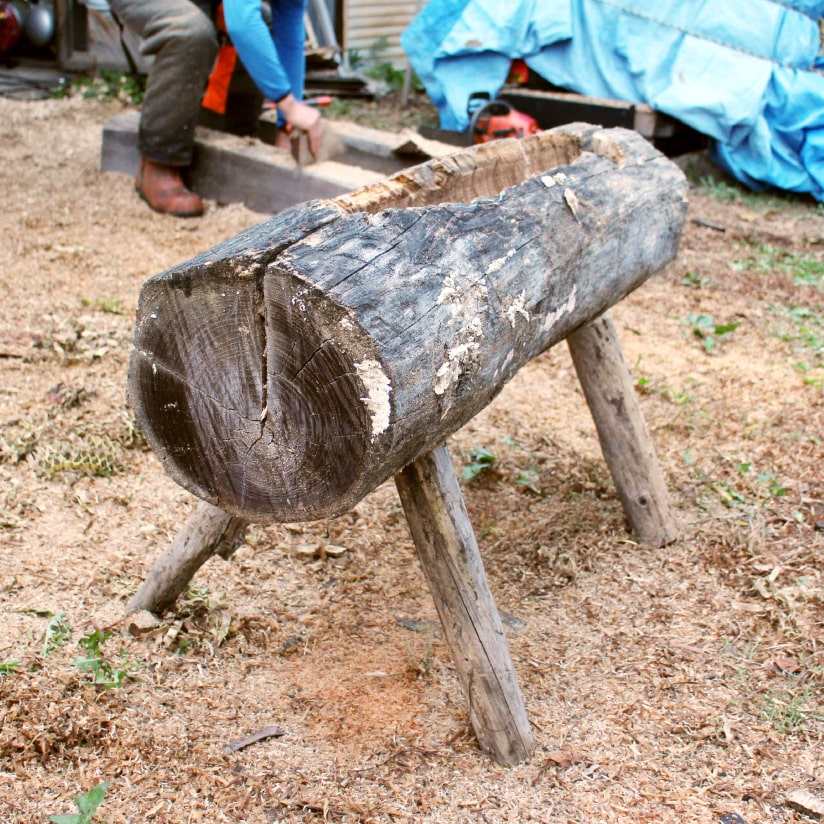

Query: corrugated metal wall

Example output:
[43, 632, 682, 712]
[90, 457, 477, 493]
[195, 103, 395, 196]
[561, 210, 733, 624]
[343, 0, 420, 67]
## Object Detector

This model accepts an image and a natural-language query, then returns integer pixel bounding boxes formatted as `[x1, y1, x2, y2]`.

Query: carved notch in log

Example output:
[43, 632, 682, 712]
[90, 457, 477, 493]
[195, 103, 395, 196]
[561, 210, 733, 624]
[128, 124, 688, 524]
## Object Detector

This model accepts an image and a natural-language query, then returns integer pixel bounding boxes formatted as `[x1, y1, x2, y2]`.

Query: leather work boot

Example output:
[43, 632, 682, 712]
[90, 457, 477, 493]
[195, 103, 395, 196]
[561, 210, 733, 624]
[135, 158, 204, 217]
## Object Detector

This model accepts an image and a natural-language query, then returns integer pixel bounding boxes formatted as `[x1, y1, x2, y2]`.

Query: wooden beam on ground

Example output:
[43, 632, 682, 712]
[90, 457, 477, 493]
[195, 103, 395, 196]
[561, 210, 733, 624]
[395, 445, 534, 766]
[101, 112, 457, 214]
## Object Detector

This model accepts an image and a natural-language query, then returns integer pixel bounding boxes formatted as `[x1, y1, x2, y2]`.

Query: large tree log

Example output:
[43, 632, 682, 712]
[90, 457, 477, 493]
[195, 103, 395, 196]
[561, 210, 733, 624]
[128, 124, 687, 523]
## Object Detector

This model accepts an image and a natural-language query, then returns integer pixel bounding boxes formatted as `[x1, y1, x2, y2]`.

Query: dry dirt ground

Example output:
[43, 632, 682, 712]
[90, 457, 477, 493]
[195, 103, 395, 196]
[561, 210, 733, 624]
[0, 93, 823, 824]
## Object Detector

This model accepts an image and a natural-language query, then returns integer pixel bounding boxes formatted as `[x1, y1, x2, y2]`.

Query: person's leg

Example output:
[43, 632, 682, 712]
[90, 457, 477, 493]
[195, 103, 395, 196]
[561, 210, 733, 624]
[109, 0, 217, 215]
[110, 0, 217, 164]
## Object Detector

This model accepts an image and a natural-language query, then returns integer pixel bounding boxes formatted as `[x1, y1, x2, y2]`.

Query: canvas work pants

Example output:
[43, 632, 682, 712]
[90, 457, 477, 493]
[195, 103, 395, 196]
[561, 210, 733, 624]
[108, 0, 218, 166]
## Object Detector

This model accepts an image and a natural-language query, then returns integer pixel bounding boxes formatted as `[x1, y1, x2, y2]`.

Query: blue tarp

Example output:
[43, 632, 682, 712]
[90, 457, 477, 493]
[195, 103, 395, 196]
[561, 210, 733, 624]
[401, 0, 824, 200]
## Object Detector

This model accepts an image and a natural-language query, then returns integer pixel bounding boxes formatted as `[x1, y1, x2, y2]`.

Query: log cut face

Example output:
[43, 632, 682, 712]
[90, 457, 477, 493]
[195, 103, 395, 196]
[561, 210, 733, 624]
[128, 124, 688, 522]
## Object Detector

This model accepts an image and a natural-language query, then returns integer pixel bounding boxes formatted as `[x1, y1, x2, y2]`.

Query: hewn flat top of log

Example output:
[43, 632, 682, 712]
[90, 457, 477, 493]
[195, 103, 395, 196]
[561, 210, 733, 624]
[128, 124, 688, 522]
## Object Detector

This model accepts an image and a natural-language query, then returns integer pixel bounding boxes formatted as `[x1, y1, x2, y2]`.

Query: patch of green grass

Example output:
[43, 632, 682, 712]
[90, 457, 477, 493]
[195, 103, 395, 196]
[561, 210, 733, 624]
[80, 296, 125, 315]
[760, 688, 824, 734]
[59, 70, 145, 105]
[0, 661, 19, 677]
[698, 176, 744, 202]
[697, 176, 800, 213]
[48, 781, 109, 824]
[733, 244, 824, 291]
[768, 304, 824, 384]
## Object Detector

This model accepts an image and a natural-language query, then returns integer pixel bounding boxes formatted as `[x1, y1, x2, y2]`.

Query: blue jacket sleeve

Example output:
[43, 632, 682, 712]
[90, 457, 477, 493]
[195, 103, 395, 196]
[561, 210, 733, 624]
[223, 0, 296, 102]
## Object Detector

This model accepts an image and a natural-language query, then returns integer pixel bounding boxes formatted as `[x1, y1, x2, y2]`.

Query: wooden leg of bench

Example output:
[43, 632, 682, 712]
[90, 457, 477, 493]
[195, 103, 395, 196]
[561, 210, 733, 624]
[567, 312, 678, 547]
[395, 444, 534, 766]
[127, 501, 249, 615]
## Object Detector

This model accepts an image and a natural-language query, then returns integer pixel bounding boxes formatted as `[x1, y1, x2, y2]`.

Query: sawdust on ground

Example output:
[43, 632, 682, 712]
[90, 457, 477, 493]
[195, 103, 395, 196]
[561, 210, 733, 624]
[0, 94, 822, 824]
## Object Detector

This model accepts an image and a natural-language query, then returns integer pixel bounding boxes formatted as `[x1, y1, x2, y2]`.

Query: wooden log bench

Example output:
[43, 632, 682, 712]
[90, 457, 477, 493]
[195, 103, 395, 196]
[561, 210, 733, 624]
[126, 123, 688, 767]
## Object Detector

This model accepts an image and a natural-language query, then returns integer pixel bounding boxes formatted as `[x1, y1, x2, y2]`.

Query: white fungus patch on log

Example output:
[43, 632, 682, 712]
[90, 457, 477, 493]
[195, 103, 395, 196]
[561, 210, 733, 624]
[504, 291, 531, 327]
[354, 359, 392, 439]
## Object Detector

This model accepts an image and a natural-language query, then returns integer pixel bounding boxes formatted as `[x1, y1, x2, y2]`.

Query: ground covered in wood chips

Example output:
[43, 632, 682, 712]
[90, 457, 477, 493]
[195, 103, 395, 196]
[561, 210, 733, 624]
[0, 92, 823, 824]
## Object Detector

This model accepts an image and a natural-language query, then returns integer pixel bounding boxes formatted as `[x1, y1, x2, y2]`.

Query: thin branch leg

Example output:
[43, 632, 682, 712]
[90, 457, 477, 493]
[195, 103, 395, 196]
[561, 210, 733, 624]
[128, 501, 249, 615]
[567, 312, 678, 546]
[395, 444, 534, 766]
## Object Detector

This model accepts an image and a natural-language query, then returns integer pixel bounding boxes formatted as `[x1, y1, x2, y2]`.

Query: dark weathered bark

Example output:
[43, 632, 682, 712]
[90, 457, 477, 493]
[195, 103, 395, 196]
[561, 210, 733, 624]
[567, 313, 678, 546]
[395, 445, 534, 766]
[128, 124, 687, 523]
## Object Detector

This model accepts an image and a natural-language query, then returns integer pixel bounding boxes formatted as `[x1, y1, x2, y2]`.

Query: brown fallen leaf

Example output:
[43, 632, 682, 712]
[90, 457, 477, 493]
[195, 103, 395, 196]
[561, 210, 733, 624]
[544, 749, 579, 768]
[786, 788, 824, 817]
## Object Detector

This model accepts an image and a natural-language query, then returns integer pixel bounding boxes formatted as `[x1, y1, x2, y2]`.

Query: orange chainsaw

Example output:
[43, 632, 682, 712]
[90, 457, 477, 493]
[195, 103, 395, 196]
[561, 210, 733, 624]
[467, 92, 540, 144]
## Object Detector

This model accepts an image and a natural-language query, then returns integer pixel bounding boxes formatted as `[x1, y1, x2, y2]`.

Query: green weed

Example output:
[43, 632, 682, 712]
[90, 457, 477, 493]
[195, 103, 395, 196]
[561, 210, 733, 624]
[43, 611, 72, 657]
[698, 176, 743, 202]
[461, 447, 497, 482]
[733, 244, 824, 291]
[361, 37, 422, 95]
[682, 269, 714, 289]
[515, 468, 542, 495]
[80, 296, 125, 315]
[73, 630, 139, 688]
[0, 661, 19, 676]
[684, 314, 741, 352]
[698, 177, 799, 213]
[48, 781, 109, 824]
[61, 71, 145, 105]
[768, 304, 824, 384]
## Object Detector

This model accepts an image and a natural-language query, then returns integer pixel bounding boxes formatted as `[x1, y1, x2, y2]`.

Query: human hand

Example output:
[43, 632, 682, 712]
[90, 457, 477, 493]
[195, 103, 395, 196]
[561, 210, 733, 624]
[277, 94, 325, 158]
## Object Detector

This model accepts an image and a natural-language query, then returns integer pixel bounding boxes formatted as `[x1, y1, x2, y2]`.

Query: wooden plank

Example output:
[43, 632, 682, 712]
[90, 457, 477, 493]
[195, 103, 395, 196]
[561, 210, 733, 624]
[395, 445, 534, 766]
[100, 111, 380, 214]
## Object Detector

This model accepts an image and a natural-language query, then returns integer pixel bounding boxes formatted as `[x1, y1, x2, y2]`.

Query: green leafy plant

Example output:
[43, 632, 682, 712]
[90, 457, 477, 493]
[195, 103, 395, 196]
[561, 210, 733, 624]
[461, 447, 497, 482]
[81, 296, 125, 315]
[48, 781, 109, 824]
[363, 37, 421, 94]
[0, 661, 19, 677]
[681, 269, 714, 289]
[44, 611, 72, 657]
[686, 313, 741, 352]
[63, 71, 146, 105]
[73, 630, 139, 688]
[515, 468, 541, 495]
